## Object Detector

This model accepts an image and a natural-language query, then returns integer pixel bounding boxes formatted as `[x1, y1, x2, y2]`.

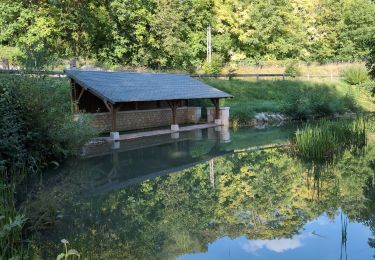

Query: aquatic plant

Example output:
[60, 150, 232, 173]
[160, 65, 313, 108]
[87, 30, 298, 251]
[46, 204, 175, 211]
[295, 118, 367, 162]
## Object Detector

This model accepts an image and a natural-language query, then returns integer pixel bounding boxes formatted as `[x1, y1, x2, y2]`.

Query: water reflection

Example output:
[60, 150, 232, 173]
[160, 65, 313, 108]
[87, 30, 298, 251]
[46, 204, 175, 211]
[25, 125, 375, 259]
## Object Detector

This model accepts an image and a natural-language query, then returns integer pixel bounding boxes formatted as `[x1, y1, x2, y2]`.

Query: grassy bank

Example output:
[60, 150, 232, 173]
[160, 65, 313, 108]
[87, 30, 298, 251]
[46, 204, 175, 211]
[202, 79, 375, 124]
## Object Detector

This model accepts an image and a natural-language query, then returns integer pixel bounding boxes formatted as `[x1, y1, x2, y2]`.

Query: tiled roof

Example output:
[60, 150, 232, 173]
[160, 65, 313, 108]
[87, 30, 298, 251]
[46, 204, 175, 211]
[65, 70, 233, 104]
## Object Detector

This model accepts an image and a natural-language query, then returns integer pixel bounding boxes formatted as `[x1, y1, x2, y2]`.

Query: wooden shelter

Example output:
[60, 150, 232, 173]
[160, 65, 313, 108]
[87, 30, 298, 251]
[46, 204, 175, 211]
[66, 70, 232, 132]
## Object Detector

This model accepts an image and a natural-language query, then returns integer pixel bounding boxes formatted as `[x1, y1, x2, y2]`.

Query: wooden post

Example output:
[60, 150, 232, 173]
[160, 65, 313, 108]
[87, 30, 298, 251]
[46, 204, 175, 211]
[210, 98, 220, 120]
[167, 100, 179, 125]
[70, 79, 77, 113]
[111, 104, 118, 131]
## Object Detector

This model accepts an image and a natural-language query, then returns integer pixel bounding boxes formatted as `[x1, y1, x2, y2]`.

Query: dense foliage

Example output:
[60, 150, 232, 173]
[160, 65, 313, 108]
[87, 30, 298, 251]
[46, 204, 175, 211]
[1, 0, 375, 70]
[0, 75, 96, 173]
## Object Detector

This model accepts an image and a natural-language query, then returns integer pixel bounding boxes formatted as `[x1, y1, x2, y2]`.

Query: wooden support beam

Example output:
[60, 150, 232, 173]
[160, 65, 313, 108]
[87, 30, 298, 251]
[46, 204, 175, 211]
[167, 100, 178, 125]
[70, 79, 77, 113]
[76, 87, 85, 103]
[103, 100, 112, 112]
[111, 104, 119, 131]
[210, 98, 220, 119]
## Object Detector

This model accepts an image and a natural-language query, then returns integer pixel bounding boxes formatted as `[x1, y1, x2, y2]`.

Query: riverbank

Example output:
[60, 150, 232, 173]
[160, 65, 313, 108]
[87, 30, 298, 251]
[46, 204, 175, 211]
[201, 79, 375, 125]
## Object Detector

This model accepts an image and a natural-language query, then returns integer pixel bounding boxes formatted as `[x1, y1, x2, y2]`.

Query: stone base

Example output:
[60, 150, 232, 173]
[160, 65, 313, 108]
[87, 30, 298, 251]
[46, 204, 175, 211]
[110, 131, 120, 141]
[171, 124, 179, 131]
[214, 119, 222, 125]
[207, 107, 230, 126]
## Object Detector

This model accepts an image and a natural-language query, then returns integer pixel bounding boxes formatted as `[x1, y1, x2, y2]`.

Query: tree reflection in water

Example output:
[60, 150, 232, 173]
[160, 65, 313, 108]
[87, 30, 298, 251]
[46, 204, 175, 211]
[23, 127, 375, 259]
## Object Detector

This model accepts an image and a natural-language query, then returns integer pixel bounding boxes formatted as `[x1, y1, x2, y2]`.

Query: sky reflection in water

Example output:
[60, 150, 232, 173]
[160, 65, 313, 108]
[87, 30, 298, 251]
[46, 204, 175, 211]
[180, 214, 373, 260]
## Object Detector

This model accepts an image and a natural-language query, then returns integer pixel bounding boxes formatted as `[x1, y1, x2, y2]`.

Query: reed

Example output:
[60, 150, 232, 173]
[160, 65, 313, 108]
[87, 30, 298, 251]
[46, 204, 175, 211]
[295, 118, 367, 162]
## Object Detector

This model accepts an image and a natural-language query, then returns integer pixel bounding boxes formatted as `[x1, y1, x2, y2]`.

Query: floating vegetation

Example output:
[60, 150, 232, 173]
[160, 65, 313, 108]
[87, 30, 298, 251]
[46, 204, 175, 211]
[295, 117, 367, 162]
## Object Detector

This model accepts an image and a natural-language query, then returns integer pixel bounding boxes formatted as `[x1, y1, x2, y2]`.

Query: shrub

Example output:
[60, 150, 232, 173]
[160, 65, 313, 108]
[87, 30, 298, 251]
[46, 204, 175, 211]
[284, 60, 301, 76]
[0, 75, 97, 173]
[341, 65, 369, 85]
[202, 54, 224, 74]
[281, 84, 356, 119]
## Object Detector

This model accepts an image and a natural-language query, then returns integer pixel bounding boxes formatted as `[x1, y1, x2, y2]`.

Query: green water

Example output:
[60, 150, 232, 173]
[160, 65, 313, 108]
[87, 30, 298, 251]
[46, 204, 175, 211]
[28, 125, 375, 259]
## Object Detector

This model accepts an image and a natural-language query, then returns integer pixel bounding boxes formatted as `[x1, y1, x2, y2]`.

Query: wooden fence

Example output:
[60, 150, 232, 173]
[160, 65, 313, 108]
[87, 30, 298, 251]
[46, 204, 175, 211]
[0, 69, 342, 80]
[190, 73, 342, 80]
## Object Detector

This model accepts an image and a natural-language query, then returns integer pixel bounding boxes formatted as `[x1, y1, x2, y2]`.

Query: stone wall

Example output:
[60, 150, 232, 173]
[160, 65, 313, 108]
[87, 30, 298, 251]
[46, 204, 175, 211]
[90, 106, 202, 132]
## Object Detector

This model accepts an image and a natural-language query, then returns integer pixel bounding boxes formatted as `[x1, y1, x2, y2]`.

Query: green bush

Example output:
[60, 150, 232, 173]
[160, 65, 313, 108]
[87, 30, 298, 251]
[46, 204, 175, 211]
[284, 60, 301, 76]
[202, 54, 224, 74]
[282, 85, 356, 119]
[341, 65, 369, 85]
[0, 75, 97, 173]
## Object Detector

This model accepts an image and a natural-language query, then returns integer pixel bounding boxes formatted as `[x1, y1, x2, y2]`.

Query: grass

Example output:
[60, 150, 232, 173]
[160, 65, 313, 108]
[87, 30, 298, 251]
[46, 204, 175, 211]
[294, 117, 367, 162]
[0, 170, 28, 259]
[200, 79, 375, 124]
[221, 61, 365, 77]
[341, 65, 369, 85]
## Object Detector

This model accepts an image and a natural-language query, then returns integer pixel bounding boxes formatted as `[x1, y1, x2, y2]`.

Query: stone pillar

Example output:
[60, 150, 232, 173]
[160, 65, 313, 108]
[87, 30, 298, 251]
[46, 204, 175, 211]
[110, 131, 120, 141]
[207, 107, 230, 126]
[187, 107, 202, 123]
[171, 124, 179, 131]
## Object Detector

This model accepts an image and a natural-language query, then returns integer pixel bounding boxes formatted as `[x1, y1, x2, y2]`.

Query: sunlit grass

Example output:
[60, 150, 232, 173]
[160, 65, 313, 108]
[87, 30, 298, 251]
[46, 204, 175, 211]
[200, 79, 374, 124]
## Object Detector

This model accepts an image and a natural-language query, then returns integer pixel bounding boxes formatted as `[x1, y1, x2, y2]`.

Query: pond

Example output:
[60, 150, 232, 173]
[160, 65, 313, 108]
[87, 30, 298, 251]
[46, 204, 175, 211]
[27, 125, 375, 259]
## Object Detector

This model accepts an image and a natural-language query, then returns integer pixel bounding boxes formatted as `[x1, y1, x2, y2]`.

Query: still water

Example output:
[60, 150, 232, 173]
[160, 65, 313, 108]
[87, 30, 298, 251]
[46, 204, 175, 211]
[30, 125, 375, 259]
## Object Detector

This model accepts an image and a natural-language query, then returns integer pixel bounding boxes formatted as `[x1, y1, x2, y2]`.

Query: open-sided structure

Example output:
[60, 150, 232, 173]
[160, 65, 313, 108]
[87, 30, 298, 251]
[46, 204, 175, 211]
[66, 70, 232, 132]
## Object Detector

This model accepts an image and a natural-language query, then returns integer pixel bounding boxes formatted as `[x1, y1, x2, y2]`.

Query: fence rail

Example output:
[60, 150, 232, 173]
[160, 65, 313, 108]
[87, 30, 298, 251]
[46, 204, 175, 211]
[0, 69, 65, 76]
[190, 73, 342, 79]
[0, 69, 342, 79]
